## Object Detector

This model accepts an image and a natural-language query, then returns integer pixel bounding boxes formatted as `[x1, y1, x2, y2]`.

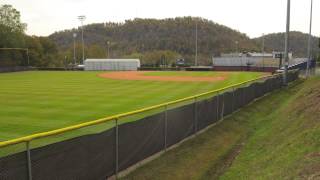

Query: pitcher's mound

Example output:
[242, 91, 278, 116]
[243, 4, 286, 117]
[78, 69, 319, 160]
[98, 71, 227, 82]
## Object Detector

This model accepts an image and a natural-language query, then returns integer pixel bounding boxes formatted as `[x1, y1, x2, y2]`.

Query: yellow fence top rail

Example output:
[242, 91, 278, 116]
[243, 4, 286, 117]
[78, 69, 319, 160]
[0, 74, 275, 148]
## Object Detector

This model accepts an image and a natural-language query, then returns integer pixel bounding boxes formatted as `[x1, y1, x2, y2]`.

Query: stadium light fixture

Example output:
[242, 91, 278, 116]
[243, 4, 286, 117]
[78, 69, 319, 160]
[78, 15, 86, 65]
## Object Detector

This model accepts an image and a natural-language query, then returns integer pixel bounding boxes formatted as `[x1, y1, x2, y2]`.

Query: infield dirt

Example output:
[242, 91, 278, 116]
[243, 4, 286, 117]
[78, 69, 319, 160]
[98, 71, 228, 82]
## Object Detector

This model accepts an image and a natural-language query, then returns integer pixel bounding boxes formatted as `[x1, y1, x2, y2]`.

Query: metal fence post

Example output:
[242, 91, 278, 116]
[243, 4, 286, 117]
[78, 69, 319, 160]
[232, 88, 235, 113]
[164, 105, 168, 151]
[269, 78, 272, 92]
[26, 141, 32, 180]
[115, 118, 119, 179]
[220, 93, 225, 120]
[194, 97, 198, 134]
[216, 92, 219, 121]
[242, 84, 245, 106]
[271, 77, 274, 91]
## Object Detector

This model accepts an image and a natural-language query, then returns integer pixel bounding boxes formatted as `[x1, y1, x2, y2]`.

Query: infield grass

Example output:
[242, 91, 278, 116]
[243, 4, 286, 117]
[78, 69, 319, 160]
[0, 71, 265, 142]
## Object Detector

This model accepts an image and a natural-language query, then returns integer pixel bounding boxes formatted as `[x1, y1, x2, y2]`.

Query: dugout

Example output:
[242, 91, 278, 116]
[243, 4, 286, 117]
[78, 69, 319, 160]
[84, 59, 140, 71]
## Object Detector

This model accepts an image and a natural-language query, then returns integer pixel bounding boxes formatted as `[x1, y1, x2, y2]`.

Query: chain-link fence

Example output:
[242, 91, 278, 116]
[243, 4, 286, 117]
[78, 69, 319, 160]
[0, 66, 33, 73]
[0, 71, 299, 180]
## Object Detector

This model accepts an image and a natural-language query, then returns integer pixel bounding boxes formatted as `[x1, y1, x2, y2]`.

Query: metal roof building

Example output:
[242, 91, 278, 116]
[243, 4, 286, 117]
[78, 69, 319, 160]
[84, 59, 140, 71]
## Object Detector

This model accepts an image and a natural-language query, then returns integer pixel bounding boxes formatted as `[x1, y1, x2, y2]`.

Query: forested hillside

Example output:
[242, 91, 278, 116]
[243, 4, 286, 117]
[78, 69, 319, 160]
[49, 17, 259, 65]
[254, 31, 320, 57]
[50, 19, 320, 66]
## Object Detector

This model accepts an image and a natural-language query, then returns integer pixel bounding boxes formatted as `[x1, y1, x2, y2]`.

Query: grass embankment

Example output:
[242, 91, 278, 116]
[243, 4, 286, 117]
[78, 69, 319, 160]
[123, 77, 320, 179]
[0, 71, 263, 141]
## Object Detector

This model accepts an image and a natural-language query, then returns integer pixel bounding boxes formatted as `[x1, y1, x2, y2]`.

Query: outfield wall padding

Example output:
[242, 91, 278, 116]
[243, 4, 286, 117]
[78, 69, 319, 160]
[167, 104, 195, 147]
[0, 129, 116, 180]
[222, 92, 233, 116]
[118, 113, 165, 171]
[0, 71, 299, 180]
[197, 96, 218, 130]
[0, 151, 28, 180]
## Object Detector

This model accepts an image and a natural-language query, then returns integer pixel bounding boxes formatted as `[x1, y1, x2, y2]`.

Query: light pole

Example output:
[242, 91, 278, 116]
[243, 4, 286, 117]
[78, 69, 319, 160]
[262, 34, 265, 71]
[235, 41, 239, 54]
[284, 0, 291, 85]
[195, 19, 198, 67]
[236, 41, 243, 70]
[73, 33, 77, 65]
[78, 15, 86, 64]
[306, 0, 313, 77]
[106, 41, 110, 58]
[26, 48, 30, 66]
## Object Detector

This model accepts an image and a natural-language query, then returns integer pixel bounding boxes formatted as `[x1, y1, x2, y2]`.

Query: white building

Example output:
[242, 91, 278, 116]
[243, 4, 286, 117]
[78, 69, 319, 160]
[213, 52, 293, 68]
[220, 52, 273, 58]
[84, 59, 140, 71]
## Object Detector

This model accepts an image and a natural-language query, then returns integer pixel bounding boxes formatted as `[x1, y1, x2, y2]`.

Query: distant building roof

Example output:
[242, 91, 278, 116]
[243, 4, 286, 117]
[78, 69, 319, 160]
[218, 52, 293, 58]
[220, 52, 272, 58]
[85, 59, 140, 62]
[248, 53, 273, 57]
[220, 53, 241, 57]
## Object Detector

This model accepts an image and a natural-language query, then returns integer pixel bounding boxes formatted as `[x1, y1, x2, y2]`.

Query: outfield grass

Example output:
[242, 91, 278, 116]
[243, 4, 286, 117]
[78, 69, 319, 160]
[123, 77, 320, 179]
[0, 71, 264, 142]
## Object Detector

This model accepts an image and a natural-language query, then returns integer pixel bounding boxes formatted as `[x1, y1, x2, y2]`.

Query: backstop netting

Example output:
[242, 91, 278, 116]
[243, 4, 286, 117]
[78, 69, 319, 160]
[0, 48, 30, 73]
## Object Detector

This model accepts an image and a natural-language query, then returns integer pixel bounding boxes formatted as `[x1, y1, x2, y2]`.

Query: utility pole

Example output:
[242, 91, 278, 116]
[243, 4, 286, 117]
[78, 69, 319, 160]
[306, 0, 313, 77]
[284, 0, 291, 85]
[73, 33, 77, 65]
[78, 15, 86, 65]
[195, 19, 198, 66]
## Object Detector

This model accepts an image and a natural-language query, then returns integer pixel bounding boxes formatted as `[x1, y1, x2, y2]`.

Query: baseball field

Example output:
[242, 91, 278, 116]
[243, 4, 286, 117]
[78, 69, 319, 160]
[0, 71, 267, 142]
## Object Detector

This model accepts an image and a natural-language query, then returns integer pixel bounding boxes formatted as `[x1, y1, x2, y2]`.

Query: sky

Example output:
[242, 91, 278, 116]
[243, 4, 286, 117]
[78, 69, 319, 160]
[1, 0, 319, 38]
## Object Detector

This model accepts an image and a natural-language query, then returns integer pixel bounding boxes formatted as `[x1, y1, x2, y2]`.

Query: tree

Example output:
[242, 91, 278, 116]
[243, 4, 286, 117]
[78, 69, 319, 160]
[87, 44, 106, 58]
[0, 4, 26, 33]
[124, 50, 181, 67]
[0, 4, 27, 66]
[38, 37, 59, 67]
[0, 5, 61, 68]
[0, 4, 26, 50]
